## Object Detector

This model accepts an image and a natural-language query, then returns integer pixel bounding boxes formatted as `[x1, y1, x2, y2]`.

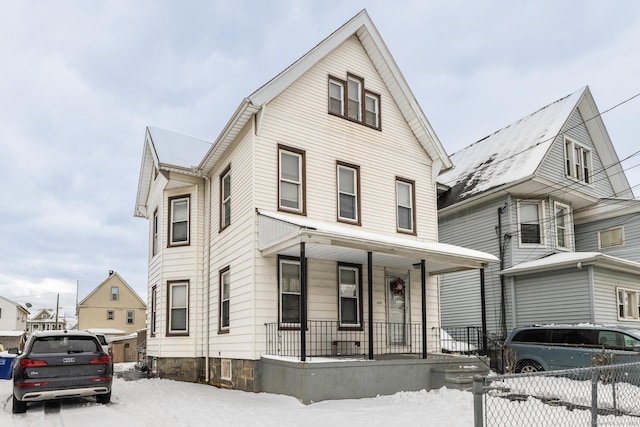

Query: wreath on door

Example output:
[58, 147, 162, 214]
[390, 277, 405, 296]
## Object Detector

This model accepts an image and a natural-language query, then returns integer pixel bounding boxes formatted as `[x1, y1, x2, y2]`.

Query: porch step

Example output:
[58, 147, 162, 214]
[431, 362, 489, 391]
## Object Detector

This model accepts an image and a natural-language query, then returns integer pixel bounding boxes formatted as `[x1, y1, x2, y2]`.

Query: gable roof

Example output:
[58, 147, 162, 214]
[0, 295, 30, 314]
[135, 10, 451, 217]
[437, 86, 633, 210]
[78, 271, 146, 307]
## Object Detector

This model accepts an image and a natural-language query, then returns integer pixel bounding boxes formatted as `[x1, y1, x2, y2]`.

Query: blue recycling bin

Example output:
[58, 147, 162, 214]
[0, 354, 16, 379]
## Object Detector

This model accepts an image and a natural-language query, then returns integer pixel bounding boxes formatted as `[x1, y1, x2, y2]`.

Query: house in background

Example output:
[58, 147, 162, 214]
[134, 10, 497, 402]
[77, 271, 147, 335]
[26, 308, 68, 334]
[437, 87, 640, 355]
[0, 295, 29, 331]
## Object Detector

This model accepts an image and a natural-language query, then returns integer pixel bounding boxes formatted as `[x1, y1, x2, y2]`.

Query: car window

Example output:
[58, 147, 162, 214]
[550, 329, 595, 346]
[512, 329, 548, 343]
[621, 333, 640, 350]
[96, 335, 108, 345]
[31, 337, 100, 354]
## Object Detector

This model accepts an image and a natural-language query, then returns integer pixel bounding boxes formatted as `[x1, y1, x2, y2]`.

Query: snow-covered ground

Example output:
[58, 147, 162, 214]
[1, 362, 475, 426]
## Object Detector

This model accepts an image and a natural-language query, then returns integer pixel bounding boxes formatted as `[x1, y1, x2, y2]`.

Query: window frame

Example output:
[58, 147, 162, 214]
[336, 161, 361, 225]
[220, 164, 231, 232]
[327, 73, 381, 130]
[617, 287, 639, 320]
[150, 285, 157, 337]
[106, 310, 114, 321]
[152, 208, 159, 257]
[167, 280, 189, 336]
[168, 195, 191, 247]
[111, 286, 119, 301]
[219, 266, 230, 333]
[553, 201, 572, 250]
[278, 145, 306, 215]
[337, 263, 363, 330]
[396, 177, 416, 235]
[564, 137, 593, 185]
[278, 256, 303, 329]
[346, 74, 363, 122]
[517, 200, 546, 247]
[328, 77, 345, 116]
[364, 90, 380, 129]
[126, 310, 134, 325]
[598, 226, 625, 249]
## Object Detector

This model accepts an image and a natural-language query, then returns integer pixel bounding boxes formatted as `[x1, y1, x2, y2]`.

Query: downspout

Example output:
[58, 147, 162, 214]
[196, 169, 212, 382]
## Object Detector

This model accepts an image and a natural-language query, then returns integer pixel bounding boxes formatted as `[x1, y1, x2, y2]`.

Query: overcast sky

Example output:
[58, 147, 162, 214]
[1, 1, 639, 321]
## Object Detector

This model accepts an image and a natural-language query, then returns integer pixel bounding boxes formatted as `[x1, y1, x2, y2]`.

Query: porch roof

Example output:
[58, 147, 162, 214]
[501, 251, 640, 276]
[257, 211, 498, 274]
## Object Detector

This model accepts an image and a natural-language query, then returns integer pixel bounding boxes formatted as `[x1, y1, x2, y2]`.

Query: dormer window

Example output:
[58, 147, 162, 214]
[565, 138, 592, 184]
[328, 73, 380, 130]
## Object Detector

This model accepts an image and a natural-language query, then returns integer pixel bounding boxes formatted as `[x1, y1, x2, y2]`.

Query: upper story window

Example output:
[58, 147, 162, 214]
[279, 256, 301, 328]
[328, 73, 381, 130]
[220, 165, 231, 231]
[518, 200, 545, 246]
[278, 145, 306, 214]
[111, 286, 119, 301]
[151, 285, 157, 337]
[168, 280, 188, 335]
[169, 195, 190, 246]
[152, 208, 159, 256]
[107, 310, 114, 320]
[219, 267, 230, 332]
[554, 202, 572, 250]
[396, 178, 416, 234]
[337, 162, 360, 224]
[126, 310, 135, 325]
[565, 138, 592, 184]
[599, 226, 624, 249]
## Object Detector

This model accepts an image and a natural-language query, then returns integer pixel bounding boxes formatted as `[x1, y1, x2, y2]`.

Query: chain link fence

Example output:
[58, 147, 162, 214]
[473, 361, 640, 426]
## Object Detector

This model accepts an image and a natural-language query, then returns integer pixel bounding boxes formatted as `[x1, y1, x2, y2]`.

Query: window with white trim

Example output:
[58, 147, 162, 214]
[337, 162, 360, 223]
[151, 285, 157, 337]
[152, 208, 159, 256]
[338, 264, 361, 327]
[126, 310, 134, 325]
[220, 267, 230, 331]
[554, 202, 572, 249]
[518, 200, 545, 245]
[599, 227, 624, 249]
[111, 286, 119, 301]
[396, 178, 415, 234]
[278, 146, 305, 214]
[279, 257, 301, 326]
[565, 138, 592, 184]
[168, 281, 188, 335]
[107, 310, 114, 320]
[617, 288, 639, 320]
[220, 165, 231, 230]
[169, 196, 190, 246]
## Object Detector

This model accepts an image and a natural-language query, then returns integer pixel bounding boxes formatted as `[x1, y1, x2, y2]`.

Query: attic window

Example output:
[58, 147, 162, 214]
[328, 73, 381, 130]
[565, 138, 592, 184]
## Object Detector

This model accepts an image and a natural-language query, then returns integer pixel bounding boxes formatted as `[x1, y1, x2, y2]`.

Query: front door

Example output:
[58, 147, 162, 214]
[387, 274, 408, 345]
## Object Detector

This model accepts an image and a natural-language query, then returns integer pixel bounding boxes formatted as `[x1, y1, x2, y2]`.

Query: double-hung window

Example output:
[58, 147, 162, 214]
[278, 145, 305, 214]
[396, 178, 416, 234]
[111, 286, 119, 301]
[126, 310, 134, 325]
[107, 310, 114, 320]
[328, 78, 344, 115]
[518, 200, 544, 245]
[219, 267, 230, 332]
[347, 75, 363, 121]
[279, 257, 301, 327]
[168, 281, 188, 335]
[617, 288, 639, 319]
[565, 138, 592, 184]
[220, 165, 231, 231]
[152, 208, 159, 256]
[554, 202, 571, 250]
[337, 162, 360, 224]
[599, 227, 624, 249]
[151, 285, 157, 337]
[364, 91, 380, 128]
[169, 195, 190, 246]
[338, 263, 362, 328]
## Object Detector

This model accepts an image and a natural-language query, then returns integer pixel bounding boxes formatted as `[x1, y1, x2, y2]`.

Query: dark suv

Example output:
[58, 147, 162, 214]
[12, 330, 112, 413]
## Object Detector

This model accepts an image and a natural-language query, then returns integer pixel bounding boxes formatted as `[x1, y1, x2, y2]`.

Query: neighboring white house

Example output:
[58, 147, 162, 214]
[0, 295, 29, 331]
[134, 10, 497, 402]
[26, 308, 68, 334]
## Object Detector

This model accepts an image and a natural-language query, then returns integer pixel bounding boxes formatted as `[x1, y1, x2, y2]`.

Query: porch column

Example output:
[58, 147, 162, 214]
[300, 242, 307, 362]
[421, 259, 427, 359]
[367, 251, 373, 360]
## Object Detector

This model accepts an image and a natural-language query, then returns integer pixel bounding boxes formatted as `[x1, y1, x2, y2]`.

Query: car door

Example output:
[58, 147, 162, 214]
[547, 328, 596, 369]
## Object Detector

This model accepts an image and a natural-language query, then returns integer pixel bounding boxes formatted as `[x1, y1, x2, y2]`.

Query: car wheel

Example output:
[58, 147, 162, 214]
[96, 391, 111, 404]
[516, 360, 544, 373]
[12, 394, 27, 414]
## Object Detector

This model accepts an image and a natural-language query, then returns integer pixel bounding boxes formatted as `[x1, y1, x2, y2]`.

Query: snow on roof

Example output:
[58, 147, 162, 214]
[84, 328, 127, 335]
[438, 88, 585, 208]
[502, 251, 640, 276]
[147, 126, 212, 169]
[0, 331, 26, 337]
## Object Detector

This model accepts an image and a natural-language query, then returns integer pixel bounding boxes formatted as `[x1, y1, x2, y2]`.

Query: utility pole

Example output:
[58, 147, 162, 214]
[55, 293, 59, 330]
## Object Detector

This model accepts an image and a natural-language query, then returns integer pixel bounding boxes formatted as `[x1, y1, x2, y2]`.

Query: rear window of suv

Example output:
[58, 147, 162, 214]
[31, 336, 100, 354]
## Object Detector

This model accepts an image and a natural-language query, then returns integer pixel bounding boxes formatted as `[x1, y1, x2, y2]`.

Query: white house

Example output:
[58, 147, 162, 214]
[0, 296, 29, 332]
[134, 10, 497, 402]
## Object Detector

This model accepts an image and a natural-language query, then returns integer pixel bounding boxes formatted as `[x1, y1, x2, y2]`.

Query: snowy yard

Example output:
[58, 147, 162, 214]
[0, 363, 475, 426]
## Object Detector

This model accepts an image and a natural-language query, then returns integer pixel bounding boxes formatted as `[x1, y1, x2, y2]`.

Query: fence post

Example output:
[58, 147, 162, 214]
[591, 368, 598, 427]
[472, 374, 484, 427]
